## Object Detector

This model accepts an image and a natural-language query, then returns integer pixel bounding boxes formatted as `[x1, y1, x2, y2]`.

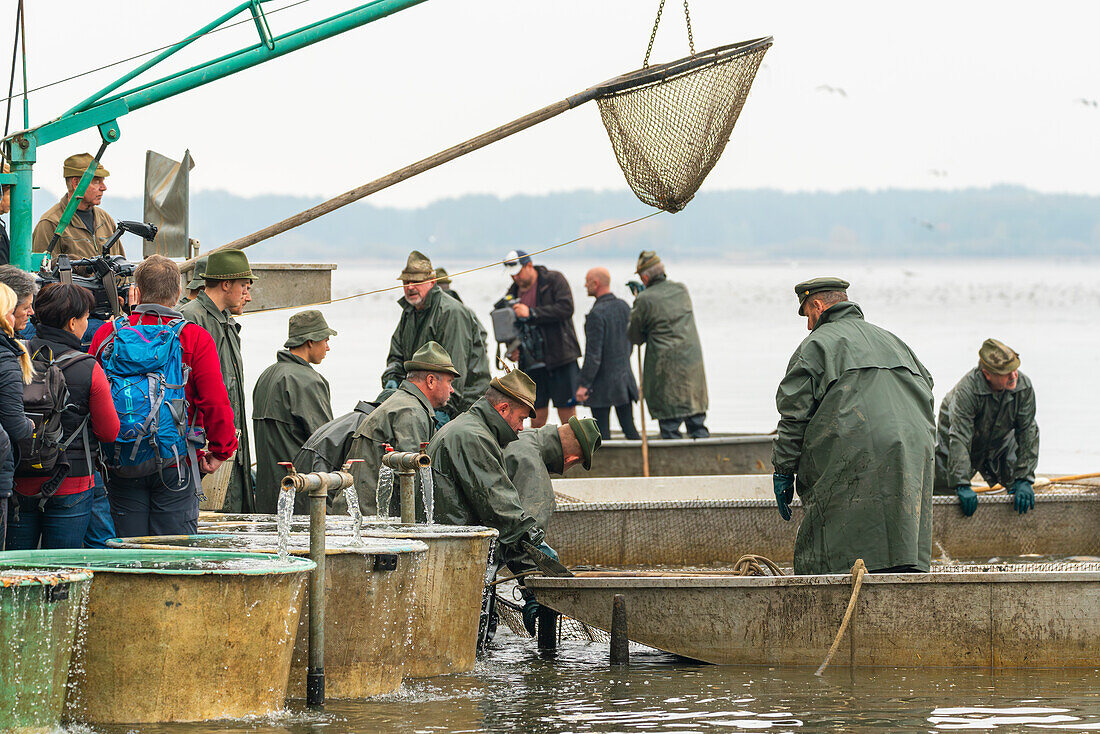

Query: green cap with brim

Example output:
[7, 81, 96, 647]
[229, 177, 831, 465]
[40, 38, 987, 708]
[284, 309, 337, 348]
[978, 338, 1020, 375]
[399, 250, 434, 283]
[185, 256, 208, 290]
[204, 249, 254, 281]
[794, 276, 850, 315]
[568, 416, 603, 470]
[403, 340, 460, 377]
[635, 250, 661, 274]
[489, 369, 537, 418]
[63, 153, 109, 179]
[433, 267, 452, 285]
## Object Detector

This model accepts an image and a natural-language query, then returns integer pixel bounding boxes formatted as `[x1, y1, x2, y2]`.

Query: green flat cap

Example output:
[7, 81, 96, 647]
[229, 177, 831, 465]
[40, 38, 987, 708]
[185, 256, 208, 290]
[63, 153, 109, 179]
[979, 338, 1019, 375]
[568, 416, 603, 470]
[489, 369, 537, 418]
[794, 276, 850, 315]
[399, 250, 434, 282]
[433, 267, 452, 285]
[635, 250, 661, 274]
[285, 309, 337, 348]
[204, 249, 254, 281]
[403, 340, 460, 377]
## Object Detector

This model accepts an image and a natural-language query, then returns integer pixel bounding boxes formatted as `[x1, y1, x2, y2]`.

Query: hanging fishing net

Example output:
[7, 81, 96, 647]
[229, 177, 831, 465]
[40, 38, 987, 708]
[592, 37, 772, 213]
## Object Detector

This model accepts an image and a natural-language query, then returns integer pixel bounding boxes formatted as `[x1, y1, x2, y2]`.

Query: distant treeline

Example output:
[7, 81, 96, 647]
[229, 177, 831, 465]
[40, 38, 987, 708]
[33, 185, 1100, 260]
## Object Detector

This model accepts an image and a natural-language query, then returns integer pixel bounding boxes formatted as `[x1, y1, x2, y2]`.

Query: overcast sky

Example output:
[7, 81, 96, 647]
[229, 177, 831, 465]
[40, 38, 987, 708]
[8, 0, 1099, 207]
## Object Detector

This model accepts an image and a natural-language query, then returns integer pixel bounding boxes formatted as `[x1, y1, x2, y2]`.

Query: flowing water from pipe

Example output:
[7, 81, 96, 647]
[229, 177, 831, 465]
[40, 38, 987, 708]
[377, 466, 394, 519]
[419, 466, 435, 525]
[344, 486, 364, 545]
[276, 487, 294, 561]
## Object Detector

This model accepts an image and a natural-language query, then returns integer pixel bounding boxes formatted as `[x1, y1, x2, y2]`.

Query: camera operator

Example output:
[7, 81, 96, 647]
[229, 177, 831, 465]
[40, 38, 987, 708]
[32, 154, 122, 261]
[497, 250, 581, 428]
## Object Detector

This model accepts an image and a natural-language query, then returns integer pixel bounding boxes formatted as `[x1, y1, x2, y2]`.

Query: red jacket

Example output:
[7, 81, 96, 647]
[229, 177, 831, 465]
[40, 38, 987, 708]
[90, 304, 238, 462]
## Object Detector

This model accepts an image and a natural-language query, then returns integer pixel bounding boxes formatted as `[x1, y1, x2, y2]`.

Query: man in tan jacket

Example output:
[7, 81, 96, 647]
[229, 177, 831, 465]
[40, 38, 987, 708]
[32, 153, 121, 260]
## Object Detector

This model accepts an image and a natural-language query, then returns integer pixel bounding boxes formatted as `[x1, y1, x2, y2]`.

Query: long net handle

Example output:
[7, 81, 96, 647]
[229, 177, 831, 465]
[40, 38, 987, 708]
[638, 347, 649, 477]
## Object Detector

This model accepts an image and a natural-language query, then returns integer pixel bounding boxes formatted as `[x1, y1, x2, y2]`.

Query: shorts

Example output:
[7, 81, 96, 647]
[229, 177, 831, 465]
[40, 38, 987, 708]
[531, 361, 580, 409]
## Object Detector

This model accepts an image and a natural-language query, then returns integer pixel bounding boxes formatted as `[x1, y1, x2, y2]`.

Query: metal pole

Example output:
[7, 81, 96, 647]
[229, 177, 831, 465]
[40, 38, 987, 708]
[398, 471, 416, 525]
[611, 594, 629, 664]
[306, 482, 326, 708]
[381, 450, 430, 525]
[8, 145, 34, 270]
[637, 348, 649, 477]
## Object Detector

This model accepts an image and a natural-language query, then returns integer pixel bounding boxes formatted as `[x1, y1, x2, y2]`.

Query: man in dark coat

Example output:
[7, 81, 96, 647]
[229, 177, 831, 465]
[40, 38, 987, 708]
[499, 250, 582, 428]
[252, 310, 336, 512]
[934, 338, 1039, 517]
[576, 267, 640, 440]
[772, 277, 935, 575]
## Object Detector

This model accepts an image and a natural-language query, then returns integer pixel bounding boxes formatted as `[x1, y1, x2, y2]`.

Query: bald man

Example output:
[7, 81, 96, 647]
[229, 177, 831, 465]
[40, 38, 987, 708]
[575, 268, 640, 440]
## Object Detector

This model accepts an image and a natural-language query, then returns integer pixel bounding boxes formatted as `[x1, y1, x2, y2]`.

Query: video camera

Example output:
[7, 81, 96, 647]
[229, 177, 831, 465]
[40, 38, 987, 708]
[490, 295, 546, 372]
[37, 221, 158, 321]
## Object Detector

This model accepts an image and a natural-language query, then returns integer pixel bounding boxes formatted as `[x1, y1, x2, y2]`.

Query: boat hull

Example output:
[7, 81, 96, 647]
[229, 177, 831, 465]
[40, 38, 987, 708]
[563, 435, 774, 478]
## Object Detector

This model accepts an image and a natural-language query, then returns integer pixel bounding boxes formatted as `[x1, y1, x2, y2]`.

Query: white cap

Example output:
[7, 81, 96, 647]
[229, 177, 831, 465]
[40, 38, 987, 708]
[503, 249, 531, 276]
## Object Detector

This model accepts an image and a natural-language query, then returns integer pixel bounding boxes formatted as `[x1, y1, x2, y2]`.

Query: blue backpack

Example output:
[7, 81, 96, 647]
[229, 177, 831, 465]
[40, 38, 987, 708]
[96, 315, 204, 492]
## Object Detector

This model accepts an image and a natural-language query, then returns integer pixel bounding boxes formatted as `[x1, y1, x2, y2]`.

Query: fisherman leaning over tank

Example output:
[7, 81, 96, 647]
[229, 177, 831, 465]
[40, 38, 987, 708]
[497, 250, 582, 428]
[382, 251, 490, 423]
[627, 250, 709, 439]
[179, 249, 256, 512]
[772, 277, 936, 575]
[504, 417, 601, 634]
[293, 398, 384, 514]
[339, 341, 459, 517]
[934, 339, 1039, 517]
[177, 256, 207, 308]
[251, 310, 337, 513]
[434, 267, 462, 302]
[576, 267, 640, 440]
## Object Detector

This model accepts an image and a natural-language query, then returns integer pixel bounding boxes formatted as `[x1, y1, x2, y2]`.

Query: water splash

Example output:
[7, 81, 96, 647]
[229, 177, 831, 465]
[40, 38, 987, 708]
[377, 466, 395, 519]
[344, 486, 365, 545]
[419, 466, 435, 525]
[276, 487, 295, 561]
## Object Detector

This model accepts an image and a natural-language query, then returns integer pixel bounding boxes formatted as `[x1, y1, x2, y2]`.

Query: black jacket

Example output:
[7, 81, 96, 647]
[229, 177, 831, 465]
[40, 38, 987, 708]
[0, 218, 9, 266]
[579, 293, 638, 408]
[27, 325, 98, 477]
[0, 332, 33, 487]
[501, 265, 581, 370]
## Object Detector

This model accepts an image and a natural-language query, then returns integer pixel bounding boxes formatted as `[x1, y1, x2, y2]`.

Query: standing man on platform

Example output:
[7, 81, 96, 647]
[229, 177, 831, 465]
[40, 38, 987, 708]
[771, 277, 935, 575]
[382, 251, 490, 422]
[252, 310, 336, 512]
[32, 154, 121, 260]
[576, 267, 640, 440]
[627, 251, 709, 439]
[180, 249, 256, 512]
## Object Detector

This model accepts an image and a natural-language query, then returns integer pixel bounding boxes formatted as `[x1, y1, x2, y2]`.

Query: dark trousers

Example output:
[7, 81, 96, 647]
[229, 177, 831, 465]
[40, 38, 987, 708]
[658, 413, 710, 439]
[82, 473, 117, 548]
[591, 404, 641, 441]
[7, 489, 93, 550]
[108, 465, 198, 538]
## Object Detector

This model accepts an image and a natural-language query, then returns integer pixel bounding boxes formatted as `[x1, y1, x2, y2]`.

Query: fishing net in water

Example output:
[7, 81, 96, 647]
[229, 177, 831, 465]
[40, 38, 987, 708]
[593, 37, 772, 213]
[496, 594, 610, 643]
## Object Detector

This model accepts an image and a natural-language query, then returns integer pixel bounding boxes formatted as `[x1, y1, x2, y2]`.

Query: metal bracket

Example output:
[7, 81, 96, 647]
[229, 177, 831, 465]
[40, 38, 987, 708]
[97, 119, 121, 144]
[250, 1, 276, 51]
[373, 554, 399, 572]
[45, 584, 70, 603]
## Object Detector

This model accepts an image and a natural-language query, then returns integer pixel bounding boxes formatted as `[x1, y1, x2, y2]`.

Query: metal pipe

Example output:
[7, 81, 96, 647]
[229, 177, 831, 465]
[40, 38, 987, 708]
[380, 450, 430, 473]
[381, 450, 430, 524]
[611, 594, 629, 664]
[398, 472, 416, 525]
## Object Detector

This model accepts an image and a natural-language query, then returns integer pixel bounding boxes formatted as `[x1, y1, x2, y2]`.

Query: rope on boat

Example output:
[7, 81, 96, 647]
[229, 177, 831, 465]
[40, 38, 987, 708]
[733, 554, 785, 577]
[815, 558, 866, 676]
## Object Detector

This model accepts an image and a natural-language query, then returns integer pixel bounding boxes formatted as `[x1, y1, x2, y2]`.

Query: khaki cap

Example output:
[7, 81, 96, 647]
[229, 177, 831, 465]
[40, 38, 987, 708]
[63, 153, 109, 179]
[204, 249, 254, 281]
[403, 340, 460, 377]
[489, 369, 537, 418]
[568, 416, 603, 470]
[978, 338, 1020, 375]
[285, 309, 337, 348]
[433, 267, 452, 285]
[794, 276, 850, 315]
[398, 250, 434, 282]
[185, 256, 208, 290]
[635, 250, 661, 274]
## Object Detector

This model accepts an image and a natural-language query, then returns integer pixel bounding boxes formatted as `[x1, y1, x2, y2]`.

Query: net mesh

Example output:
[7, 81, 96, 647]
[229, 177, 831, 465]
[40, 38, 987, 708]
[595, 40, 771, 213]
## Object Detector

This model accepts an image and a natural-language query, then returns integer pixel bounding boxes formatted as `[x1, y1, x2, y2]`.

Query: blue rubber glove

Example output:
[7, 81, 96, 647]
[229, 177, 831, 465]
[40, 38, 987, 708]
[384, 379, 399, 390]
[773, 473, 794, 521]
[434, 409, 451, 428]
[522, 597, 540, 636]
[626, 280, 646, 296]
[1010, 479, 1034, 515]
[956, 485, 978, 516]
[536, 541, 559, 561]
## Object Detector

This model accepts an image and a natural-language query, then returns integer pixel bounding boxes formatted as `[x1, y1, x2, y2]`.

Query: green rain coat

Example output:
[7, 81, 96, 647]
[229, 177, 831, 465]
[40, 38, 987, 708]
[934, 367, 1039, 493]
[180, 292, 254, 512]
[504, 425, 563, 533]
[381, 286, 490, 417]
[428, 398, 545, 560]
[251, 350, 333, 513]
[341, 380, 436, 516]
[627, 274, 708, 420]
[772, 301, 935, 574]
[292, 400, 377, 513]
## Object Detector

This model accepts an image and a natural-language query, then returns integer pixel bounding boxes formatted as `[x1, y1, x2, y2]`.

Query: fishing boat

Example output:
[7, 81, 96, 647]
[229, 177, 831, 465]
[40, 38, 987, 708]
[563, 434, 774, 478]
[547, 475, 1100, 566]
[525, 562, 1100, 668]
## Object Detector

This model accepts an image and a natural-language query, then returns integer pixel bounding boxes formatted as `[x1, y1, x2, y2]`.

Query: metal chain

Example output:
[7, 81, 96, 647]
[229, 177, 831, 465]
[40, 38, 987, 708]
[642, 0, 667, 68]
[683, 0, 695, 55]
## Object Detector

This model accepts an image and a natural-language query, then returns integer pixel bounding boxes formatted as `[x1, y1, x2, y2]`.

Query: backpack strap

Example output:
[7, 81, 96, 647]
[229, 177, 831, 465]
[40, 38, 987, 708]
[93, 315, 131, 362]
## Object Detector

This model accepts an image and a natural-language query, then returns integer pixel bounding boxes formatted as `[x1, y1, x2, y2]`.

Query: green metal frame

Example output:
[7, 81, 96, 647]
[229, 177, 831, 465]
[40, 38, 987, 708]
[2, 0, 429, 270]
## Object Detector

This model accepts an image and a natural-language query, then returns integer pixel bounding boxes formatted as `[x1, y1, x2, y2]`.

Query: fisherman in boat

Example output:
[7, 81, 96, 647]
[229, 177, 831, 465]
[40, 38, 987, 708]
[338, 341, 459, 516]
[177, 256, 207, 308]
[179, 249, 256, 512]
[933, 339, 1038, 517]
[251, 310, 336, 513]
[381, 251, 490, 424]
[627, 250, 709, 439]
[32, 154, 121, 261]
[772, 277, 936, 575]
[434, 267, 462, 302]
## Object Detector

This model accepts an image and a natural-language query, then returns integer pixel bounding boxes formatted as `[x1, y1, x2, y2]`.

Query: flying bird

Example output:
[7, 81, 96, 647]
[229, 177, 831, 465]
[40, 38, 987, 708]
[1075, 98, 1098, 108]
[815, 84, 847, 97]
[912, 218, 937, 231]
[928, 169, 948, 178]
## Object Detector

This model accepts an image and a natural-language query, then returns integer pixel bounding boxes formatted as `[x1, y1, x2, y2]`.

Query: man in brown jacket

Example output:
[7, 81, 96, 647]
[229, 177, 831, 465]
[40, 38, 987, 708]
[32, 154, 121, 260]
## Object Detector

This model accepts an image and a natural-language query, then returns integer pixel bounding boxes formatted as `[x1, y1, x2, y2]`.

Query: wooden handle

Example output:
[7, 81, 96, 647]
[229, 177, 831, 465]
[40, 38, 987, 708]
[637, 348, 649, 478]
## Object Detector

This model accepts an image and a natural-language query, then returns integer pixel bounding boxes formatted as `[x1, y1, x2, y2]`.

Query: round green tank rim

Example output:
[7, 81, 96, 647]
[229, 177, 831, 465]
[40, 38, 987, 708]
[108, 534, 429, 556]
[0, 548, 316, 575]
[0, 567, 93, 588]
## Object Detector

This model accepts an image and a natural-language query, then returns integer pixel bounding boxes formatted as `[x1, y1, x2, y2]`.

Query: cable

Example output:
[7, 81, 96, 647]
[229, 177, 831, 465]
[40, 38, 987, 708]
[240, 210, 662, 318]
[0, 0, 313, 107]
